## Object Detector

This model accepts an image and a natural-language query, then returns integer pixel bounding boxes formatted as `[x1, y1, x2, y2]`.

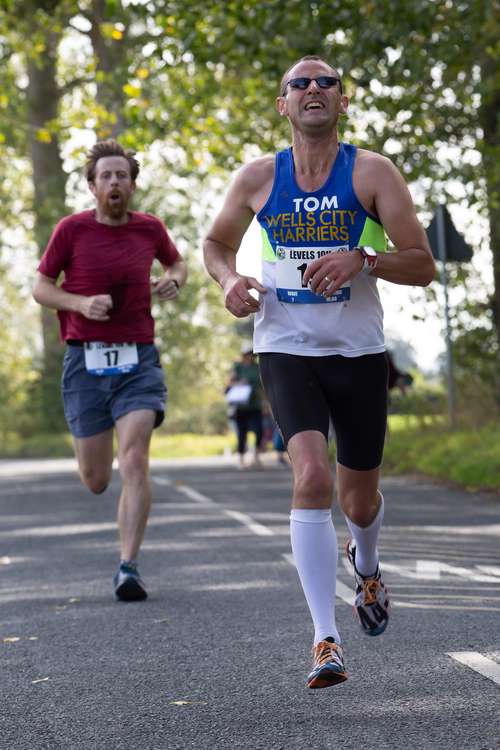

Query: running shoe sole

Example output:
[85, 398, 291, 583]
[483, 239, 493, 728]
[115, 575, 148, 602]
[346, 540, 389, 636]
[361, 615, 388, 636]
[307, 666, 348, 689]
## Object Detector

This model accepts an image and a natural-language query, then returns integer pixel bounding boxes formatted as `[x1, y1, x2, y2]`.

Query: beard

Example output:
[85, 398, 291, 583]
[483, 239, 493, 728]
[105, 195, 128, 218]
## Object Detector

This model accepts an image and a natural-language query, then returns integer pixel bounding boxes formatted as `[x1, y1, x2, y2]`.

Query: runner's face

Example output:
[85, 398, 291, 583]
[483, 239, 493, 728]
[277, 61, 347, 133]
[89, 156, 135, 219]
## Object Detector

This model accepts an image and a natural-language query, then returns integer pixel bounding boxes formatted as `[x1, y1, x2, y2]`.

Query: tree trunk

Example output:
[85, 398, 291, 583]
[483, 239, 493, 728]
[27, 30, 68, 431]
[89, 0, 127, 137]
[479, 42, 500, 401]
[477, 0, 500, 402]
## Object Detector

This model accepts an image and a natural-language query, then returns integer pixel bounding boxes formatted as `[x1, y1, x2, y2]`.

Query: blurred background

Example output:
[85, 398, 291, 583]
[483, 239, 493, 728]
[0, 0, 498, 488]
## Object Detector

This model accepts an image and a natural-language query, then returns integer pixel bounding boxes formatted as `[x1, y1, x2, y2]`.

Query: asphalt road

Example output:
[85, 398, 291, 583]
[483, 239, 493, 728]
[1, 456, 499, 750]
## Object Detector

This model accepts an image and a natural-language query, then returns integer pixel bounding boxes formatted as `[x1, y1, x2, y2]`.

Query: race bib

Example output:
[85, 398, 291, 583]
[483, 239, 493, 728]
[84, 342, 139, 376]
[275, 245, 351, 304]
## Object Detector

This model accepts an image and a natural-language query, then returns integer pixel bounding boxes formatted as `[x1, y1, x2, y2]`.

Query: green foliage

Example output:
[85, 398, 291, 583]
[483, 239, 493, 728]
[389, 383, 446, 418]
[0, 0, 498, 436]
[0, 431, 74, 458]
[149, 432, 232, 459]
[3, 420, 499, 494]
[0, 270, 41, 442]
[0, 430, 234, 459]
[133, 171, 241, 434]
[383, 416, 500, 491]
[153, 260, 241, 434]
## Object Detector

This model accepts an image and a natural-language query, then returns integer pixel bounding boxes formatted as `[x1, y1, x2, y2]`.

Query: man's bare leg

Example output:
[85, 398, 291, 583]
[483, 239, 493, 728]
[73, 429, 114, 494]
[108, 409, 156, 601]
[115, 409, 156, 562]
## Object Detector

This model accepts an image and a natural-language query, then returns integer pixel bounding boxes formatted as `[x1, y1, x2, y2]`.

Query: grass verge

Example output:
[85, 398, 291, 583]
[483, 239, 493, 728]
[0, 432, 233, 460]
[1, 421, 498, 494]
[383, 416, 500, 492]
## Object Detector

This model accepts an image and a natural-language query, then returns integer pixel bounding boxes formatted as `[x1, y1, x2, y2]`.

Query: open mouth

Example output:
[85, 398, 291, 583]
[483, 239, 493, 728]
[304, 101, 325, 111]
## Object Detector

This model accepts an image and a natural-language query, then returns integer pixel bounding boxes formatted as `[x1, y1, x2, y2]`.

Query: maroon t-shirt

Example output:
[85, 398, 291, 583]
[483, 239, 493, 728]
[38, 210, 181, 343]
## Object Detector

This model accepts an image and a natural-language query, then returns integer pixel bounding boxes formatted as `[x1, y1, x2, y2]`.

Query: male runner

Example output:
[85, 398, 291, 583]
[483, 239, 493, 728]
[33, 139, 187, 601]
[203, 56, 435, 688]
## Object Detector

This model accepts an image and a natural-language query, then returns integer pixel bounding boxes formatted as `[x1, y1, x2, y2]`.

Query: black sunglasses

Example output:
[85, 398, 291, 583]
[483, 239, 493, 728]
[283, 76, 342, 96]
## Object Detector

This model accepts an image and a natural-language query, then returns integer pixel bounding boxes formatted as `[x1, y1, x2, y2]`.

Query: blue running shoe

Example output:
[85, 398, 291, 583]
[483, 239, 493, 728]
[346, 540, 389, 636]
[113, 561, 148, 601]
[307, 638, 348, 689]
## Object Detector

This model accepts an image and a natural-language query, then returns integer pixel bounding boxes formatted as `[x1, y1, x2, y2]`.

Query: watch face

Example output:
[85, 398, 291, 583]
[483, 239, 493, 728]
[363, 246, 377, 257]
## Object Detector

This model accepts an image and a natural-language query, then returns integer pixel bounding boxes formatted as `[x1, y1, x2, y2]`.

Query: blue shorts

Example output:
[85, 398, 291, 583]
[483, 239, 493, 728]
[61, 343, 167, 438]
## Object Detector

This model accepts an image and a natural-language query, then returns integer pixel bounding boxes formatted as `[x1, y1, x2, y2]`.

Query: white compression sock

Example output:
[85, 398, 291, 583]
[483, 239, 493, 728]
[344, 491, 384, 577]
[290, 508, 340, 645]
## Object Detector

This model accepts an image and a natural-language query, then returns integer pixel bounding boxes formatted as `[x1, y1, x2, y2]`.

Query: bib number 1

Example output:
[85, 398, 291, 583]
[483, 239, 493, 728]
[275, 245, 351, 304]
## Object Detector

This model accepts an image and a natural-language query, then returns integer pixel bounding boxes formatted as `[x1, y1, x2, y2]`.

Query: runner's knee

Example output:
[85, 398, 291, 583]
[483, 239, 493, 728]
[294, 461, 333, 502]
[119, 444, 149, 480]
[342, 498, 380, 527]
[80, 467, 111, 494]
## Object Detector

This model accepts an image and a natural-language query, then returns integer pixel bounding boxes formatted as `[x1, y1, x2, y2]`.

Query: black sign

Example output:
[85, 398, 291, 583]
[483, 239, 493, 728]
[426, 206, 473, 262]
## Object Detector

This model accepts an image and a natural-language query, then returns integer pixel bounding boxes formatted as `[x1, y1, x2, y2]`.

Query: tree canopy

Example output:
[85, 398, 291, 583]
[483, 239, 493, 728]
[0, 0, 498, 435]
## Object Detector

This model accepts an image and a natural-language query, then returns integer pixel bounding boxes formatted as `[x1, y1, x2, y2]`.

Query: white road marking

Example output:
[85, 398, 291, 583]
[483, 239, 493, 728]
[283, 554, 355, 605]
[395, 602, 500, 611]
[335, 579, 356, 606]
[177, 485, 215, 505]
[0, 516, 190, 538]
[476, 565, 500, 577]
[283, 554, 500, 611]
[152, 477, 215, 505]
[384, 524, 500, 537]
[394, 593, 500, 600]
[154, 478, 275, 534]
[373, 560, 500, 583]
[447, 652, 500, 686]
[189, 528, 265, 538]
[224, 509, 274, 536]
[416, 560, 441, 579]
[191, 580, 283, 592]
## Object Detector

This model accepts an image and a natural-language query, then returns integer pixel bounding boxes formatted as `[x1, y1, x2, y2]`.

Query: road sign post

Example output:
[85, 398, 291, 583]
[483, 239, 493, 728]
[435, 205, 456, 428]
[426, 205, 473, 429]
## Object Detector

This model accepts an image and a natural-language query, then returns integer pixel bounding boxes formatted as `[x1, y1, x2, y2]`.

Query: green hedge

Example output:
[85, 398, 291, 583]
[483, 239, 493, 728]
[1, 421, 499, 493]
[382, 416, 500, 491]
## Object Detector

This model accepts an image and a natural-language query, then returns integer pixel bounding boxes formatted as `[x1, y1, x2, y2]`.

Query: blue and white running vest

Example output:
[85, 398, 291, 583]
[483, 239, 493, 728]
[254, 143, 387, 357]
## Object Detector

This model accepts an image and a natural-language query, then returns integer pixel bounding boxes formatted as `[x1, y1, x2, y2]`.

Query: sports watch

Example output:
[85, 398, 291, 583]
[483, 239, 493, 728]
[355, 246, 378, 273]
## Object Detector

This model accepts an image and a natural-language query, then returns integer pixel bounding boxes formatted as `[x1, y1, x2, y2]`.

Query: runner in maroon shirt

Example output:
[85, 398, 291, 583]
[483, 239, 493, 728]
[33, 139, 187, 602]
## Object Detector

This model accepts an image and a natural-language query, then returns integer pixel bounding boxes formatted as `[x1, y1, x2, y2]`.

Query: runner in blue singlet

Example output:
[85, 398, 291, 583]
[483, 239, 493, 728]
[203, 55, 435, 689]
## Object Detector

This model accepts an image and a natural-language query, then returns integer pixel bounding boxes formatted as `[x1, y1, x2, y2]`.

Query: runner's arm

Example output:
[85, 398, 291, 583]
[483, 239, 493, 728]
[153, 258, 188, 300]
[203, 166, 267, 318]
[32, 272, 112, 321]
[304, 156, 436, 296]
[365, 157, 435, 286]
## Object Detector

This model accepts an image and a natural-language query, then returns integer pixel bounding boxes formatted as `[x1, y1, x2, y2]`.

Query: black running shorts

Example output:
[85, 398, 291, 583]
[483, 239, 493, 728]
[259, 352, 388, 471]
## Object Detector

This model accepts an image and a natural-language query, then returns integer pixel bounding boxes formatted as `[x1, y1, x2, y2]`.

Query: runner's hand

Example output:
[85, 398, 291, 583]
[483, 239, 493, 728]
[151, 276, 179, 301]
[223, 274, 267, 318]
[303, 250, 364, 298]
[79, 294, 113, 321]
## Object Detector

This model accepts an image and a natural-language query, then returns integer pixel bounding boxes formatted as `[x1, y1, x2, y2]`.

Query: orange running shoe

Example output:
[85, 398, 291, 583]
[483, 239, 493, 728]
[307, 638, 348, 689]
[345, 540, 389, 636]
